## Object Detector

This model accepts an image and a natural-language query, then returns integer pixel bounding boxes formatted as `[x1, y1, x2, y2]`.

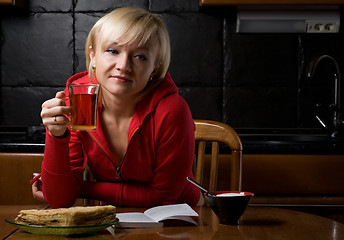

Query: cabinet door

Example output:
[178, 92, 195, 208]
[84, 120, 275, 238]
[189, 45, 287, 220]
[0, 0, 26, 7]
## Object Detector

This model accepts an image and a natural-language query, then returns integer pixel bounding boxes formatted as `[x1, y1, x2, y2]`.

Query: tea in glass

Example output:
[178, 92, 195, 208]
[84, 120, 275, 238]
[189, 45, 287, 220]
[68, 83, 100, 131]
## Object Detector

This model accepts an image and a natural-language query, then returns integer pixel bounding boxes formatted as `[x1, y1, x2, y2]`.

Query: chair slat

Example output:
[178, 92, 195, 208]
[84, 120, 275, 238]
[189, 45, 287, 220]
[209, 141, 219, 192]
[230, 150, 242, 190]
[195, 141, 206, 185]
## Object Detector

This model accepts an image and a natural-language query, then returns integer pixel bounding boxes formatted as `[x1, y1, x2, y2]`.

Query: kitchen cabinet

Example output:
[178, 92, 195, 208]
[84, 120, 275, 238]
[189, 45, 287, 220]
[0, 0, 26, 7]
[205, 153, 344, 206]
[0, 152, 87, 206]
[0, 153, 44, 205]
[241, 153, 344, 223]
[242, 154, 344, 201]
[200, 0, 344, 5]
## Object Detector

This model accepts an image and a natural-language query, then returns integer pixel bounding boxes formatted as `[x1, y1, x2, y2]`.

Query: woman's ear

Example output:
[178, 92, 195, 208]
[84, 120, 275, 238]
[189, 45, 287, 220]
[89, 50, 96, 65]
[156, 62, 162, 71]
[88, 47, 97, 74]
[149, 65, 159, 81]
[152, 63, 162, 75]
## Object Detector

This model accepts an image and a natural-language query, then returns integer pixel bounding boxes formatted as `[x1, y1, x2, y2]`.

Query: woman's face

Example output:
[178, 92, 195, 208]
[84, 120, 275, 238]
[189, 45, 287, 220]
[90, 34, 160, 100]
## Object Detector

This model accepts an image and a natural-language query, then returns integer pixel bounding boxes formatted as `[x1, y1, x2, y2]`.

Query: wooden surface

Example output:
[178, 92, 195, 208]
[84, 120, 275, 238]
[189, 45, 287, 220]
[0, 0, 13, 4]
[200, 153, 344, 206]
[242, 154, 344, 197]
[200, 0, 344, 5]
[2, 205, 344, 239]
[0, 153, 43, 205]
[1, 151, 343, 207]
[1, 205, 45, 239]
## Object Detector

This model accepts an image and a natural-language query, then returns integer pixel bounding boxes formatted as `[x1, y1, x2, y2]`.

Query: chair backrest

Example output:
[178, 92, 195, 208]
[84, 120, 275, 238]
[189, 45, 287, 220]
[194, 119, 242, 192]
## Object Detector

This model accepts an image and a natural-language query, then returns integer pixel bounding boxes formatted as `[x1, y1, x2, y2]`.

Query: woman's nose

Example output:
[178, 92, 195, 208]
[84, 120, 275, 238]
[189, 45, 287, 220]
[116, 54, 132, 73]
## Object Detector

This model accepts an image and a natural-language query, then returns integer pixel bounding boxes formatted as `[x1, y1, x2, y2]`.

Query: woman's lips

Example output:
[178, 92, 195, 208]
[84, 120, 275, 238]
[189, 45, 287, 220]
[112, 75, 132, 82]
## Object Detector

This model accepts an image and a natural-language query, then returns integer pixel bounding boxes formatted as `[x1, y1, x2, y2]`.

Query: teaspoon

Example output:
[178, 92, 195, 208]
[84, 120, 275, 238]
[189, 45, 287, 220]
[186, 177, 217, 197]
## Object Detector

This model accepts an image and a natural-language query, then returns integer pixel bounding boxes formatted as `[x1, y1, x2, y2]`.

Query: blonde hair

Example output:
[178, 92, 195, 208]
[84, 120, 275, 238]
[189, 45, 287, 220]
[85, 7, 170, 89]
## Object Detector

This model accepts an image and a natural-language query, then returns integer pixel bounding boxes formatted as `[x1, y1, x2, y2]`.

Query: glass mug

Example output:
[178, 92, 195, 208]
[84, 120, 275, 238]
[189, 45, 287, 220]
[68, 83, 100, 131]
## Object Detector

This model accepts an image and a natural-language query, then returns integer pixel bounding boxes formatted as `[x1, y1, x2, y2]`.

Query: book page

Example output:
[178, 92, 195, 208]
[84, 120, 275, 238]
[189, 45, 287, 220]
[144, 203, 198, 222]
[116, 212, 156, 223]
[163, 215, 198, 225]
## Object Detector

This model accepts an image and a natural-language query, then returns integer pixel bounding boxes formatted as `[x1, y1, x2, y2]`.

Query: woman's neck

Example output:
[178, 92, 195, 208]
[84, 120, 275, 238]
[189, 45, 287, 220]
[101, 91, 138, 124]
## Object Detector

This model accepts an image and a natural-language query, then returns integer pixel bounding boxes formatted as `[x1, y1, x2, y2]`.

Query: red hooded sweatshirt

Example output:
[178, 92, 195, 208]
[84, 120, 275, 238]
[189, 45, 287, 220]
[41, 71, 200, 208]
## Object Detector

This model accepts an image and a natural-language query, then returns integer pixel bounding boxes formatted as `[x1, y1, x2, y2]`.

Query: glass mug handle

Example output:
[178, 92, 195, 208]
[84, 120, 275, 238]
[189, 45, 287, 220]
[62, 96, 71, 120]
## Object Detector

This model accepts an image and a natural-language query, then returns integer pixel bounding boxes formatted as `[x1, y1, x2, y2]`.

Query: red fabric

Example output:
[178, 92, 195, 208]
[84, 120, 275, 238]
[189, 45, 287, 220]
[41, 72, 200, 208]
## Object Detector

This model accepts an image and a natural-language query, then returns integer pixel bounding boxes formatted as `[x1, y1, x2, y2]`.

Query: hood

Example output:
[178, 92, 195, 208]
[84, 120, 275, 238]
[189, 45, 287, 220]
[134, 72, 178, 125]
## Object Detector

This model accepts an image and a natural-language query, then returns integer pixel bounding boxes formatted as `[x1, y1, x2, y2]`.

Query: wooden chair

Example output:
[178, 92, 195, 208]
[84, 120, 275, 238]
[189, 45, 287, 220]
[193, 119, 242, 191]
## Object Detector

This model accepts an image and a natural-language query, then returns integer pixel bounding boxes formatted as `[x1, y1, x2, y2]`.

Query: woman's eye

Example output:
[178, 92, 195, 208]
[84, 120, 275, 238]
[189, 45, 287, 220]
[135, 54, 147, 61]
[105, 49, 118, 54]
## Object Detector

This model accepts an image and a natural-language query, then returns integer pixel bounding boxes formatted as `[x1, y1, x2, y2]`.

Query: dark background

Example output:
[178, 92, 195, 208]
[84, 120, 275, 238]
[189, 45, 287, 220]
[1, 0, 343, 133]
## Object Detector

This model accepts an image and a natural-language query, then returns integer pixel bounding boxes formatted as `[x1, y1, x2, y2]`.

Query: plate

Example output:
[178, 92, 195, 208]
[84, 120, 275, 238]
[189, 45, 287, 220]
[5, 218, 118, 236]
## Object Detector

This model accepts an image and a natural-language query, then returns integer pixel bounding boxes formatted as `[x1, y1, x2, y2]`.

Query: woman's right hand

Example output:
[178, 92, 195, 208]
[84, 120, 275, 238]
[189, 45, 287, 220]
[41, 91, 71, 137]
[31, 175, 46, 203]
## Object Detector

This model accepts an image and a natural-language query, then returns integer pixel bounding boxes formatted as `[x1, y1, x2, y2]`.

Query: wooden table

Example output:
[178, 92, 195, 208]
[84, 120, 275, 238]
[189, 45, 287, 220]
[2, 205, 344, 240]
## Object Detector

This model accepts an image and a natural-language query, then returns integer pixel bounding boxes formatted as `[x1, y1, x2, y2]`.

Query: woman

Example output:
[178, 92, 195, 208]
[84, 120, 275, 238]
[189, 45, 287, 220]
[33, 7, 201, 208]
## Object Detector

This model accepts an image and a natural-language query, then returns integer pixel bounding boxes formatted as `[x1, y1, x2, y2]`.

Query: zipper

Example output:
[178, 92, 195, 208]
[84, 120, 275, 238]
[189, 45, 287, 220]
[115, 166, 121, 178]
[88, 132, 115, 165]
[114, 127, 140, 179]
[115, 153, 126, 179]
[89, 127, 140, 180]
[89, 132, 121, 180]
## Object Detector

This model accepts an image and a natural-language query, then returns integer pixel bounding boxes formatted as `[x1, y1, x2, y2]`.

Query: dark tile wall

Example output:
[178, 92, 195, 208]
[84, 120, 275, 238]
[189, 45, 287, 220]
[1, 0, 344, 132]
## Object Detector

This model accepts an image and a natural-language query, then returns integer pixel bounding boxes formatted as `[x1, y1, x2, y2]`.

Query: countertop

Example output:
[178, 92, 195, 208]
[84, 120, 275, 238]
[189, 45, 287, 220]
[1, 126, 344, 154]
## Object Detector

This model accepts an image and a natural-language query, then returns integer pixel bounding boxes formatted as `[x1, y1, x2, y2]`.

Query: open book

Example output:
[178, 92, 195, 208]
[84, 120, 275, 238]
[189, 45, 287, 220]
[116, 203, 198, 228]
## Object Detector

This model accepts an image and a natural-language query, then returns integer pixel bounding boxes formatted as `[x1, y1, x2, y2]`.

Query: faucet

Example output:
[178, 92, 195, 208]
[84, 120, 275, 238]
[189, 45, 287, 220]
[306, 54, 343, 137]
